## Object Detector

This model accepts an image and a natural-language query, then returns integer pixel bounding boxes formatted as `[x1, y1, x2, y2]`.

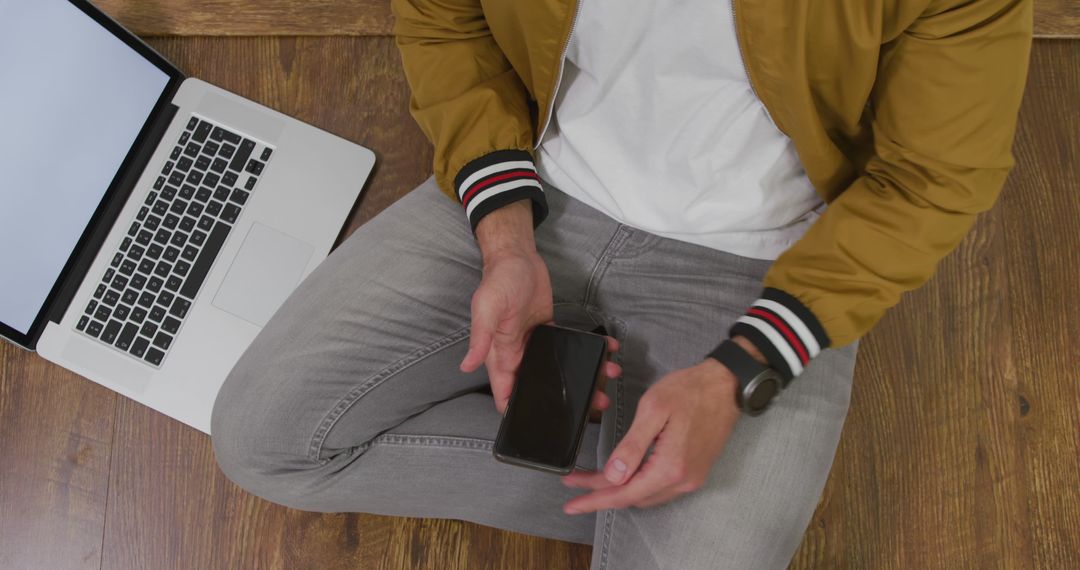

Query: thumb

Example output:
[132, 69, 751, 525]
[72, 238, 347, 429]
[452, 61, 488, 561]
[605, 401, 667, 485]
[460, 291, 498, 373]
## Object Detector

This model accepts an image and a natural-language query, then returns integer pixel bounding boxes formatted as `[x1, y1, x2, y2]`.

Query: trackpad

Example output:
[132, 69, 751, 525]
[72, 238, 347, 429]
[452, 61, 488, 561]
[212, 222, 314, 327]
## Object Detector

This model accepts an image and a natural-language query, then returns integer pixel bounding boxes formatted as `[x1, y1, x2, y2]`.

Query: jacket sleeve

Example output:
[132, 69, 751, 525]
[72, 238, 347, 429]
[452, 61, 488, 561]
[391, 0, 548, 232]
[722, 0, 1033, 382]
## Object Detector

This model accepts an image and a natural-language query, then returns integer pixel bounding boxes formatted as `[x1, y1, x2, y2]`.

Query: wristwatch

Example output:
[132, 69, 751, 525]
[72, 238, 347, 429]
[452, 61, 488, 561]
[707, 339, 784, 416]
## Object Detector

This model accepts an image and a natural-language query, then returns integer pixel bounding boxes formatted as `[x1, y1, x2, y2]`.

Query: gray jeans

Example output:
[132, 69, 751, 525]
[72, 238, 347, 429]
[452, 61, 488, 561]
[211, 176, 858, 570]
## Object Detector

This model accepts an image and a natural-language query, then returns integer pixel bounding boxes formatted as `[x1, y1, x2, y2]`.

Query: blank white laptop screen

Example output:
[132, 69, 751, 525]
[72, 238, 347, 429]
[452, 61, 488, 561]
[0, 0, 170, 334]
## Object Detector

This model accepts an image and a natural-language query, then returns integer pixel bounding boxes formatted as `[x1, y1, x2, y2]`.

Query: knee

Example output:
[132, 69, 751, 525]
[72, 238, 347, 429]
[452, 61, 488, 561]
[210, 354, 320, 509]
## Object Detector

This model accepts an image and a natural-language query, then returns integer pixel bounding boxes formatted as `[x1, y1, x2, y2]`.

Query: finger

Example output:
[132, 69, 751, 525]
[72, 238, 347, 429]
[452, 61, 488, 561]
[604, 361, 622, 378]
[460, 294, 498, 373]
[591, 390, 610, 411]
[603, 400, 668, 485]
[561, 470, 616, 490]
[564, 456, 670, 514]
[606, 336, 620, 353]
[633, 486, 684, 509]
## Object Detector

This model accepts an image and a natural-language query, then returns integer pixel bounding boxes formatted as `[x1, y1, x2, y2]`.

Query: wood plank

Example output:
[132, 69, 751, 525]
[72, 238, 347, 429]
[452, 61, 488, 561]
[1034, 0, 1080, 38]
[90, 0, 1079, 38]
[98, 36, 588, 570]
[0, 343, 117, 570]
[790, 39, 1080, 568]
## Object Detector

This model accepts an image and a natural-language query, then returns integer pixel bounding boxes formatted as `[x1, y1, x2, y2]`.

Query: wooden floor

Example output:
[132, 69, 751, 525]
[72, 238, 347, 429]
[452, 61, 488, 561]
[2, 3, 1079, 569]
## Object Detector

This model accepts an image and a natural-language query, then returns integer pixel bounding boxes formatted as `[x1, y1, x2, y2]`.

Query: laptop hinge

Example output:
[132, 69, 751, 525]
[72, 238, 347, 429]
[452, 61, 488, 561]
[47, 102, 181, 328]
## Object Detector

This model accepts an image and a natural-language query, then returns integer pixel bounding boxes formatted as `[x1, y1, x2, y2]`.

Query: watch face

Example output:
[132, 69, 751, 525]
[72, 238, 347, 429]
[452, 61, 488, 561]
[747, 376, 780, 412]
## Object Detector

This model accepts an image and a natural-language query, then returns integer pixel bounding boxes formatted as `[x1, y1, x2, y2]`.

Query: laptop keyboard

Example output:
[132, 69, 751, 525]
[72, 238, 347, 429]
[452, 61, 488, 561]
[75, 115, 274, 367]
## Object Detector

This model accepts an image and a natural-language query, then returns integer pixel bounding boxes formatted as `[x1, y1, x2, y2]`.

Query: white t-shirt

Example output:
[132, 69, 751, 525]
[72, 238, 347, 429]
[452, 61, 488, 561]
[535, 0, 825, 260]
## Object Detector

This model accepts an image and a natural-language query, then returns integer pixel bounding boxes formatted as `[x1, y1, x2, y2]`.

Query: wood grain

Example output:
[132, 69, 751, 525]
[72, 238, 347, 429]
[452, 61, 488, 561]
[0, 343, 116, 570]
[790, 39, 1080, 569]
[90, 0, 1079, 38]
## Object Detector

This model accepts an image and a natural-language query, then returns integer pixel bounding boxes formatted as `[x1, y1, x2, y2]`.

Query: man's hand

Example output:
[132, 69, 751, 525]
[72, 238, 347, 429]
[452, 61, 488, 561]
[460, 200, 553, 414]
[560, 357, 742, 514]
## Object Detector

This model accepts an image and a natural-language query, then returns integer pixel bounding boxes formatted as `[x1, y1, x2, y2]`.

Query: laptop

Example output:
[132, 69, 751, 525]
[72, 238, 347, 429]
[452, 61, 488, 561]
[0, 0, 376, 432]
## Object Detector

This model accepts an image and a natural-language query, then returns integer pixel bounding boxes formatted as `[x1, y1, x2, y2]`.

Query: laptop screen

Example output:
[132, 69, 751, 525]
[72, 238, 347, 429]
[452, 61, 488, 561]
[0, 0, 172, 337]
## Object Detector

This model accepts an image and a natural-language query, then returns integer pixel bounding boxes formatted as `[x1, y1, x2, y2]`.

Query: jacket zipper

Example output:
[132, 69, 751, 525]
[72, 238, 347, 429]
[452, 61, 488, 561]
[730, 0, 778, 129]
[534, 0, 584, 149]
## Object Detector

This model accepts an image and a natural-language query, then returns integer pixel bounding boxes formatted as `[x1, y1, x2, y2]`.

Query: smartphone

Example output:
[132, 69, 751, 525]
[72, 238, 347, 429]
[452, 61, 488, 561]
[493, 324, 609, 475]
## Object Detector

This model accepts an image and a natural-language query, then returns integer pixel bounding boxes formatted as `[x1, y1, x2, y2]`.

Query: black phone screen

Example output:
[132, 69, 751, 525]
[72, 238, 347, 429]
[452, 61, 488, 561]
[495, 325, 607, 471]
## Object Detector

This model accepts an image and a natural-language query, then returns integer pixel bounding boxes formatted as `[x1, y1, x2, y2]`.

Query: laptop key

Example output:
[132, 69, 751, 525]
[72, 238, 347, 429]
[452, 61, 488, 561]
[85, 300, 98, 315]
[177, 157, 193, 173]
[111, 275, 129, 291]
[175, 260, 191, 277]
[203, 173, 220, 189]
[128, 221, 140, 236]
[120, 237, 132, 252]
[163, 214, 179, 230]
[170, 232, 188, 248]
[136, 229, 153, 246]
[145, 348, 165, 366]
[111, 252, 123, 267]
[145, 191, 159, 206]
[181, 222, 230, 300]
[77, 316, 89, 332]
[203, 141, 220, 156]
[116, 323, 139, 351]
[179, 185, 195, 200]
[102, 320, 123, 345]
[183, 142, 199, 158]
[131, 307, 147, 324]
[180, 216, 197, 233]
[181, 246, 199, 262]
[193, 121, 212, 143]
[229, 140, 255, 172]
[187, 202, 204, 218]
[147, 244, 163, 260]
[187, 116, 198, 130]
[147, 277, 164, 293]
[186, 170, 203, 186]
[221, 204, 241, 224]
[119, 260, 136, 276]
[169, 171, 185, 186]
[161, 185, 178, 201]
[205, 201, 222, 218]
[143, 216, 160, 233]
[140, 321, 158, 339]
[151, 201, 168, 217]
[220, 143, 236, 160]
[94, 284, 106, 299]
[94, 305, 111, 322]
[260, 147, 273, 161]
[195, 155, 211, 171]
[190, 230, 207, 247]
[137, 207, 149, 221]
[229, 189, 249, 206]
[103, 289, 120, 307]
[137, 291, 155, 308]
[166, 275, 183, 291]
[211, 158, 228, 174]
[131, 274, 147, 290]
[103, 268, 115, 284]
[154, 261, 172, 278]
[149, 305, 166, 322]
[218, 128, 242, 145]
[152, 331, 173, 351]
[154, 228, 171, 245]
[157, 291, 175, 308]
[170, 146, 182, 161]
[121, 290, 138, 306]
[138, 259, 156, 275]
[170, 297, 191, 319]
[179, 131, 190, 146]
[163, 161, 174, 176]
[213, 186, 230, 202]
[164, 246, 180, 262]
[170, 199, 189, 216]
[131, 336, 150, 359]
[245, 160, 264, 176]
[154, 176, 165, 190]
[195, 187, 212, 203]
[162, 316, 181, 335]
[114, 304, 131, 321]
[245, 176, 257, 191]
[86, 320, 104, 338]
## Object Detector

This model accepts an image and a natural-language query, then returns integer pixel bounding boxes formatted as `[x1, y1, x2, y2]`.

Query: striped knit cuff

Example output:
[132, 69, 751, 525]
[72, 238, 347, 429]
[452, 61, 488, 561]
[453, 150, 549, 233]
[727, 288, 831, 384]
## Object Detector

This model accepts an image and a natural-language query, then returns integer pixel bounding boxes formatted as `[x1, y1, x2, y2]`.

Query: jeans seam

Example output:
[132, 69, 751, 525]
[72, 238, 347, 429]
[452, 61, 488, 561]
[308, 326, 472, 463]
[584, 226, 631, 308]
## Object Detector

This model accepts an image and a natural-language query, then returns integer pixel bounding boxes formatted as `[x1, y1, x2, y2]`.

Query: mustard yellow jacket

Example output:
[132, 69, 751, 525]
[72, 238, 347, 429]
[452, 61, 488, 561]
[390, 0, 1032, 380]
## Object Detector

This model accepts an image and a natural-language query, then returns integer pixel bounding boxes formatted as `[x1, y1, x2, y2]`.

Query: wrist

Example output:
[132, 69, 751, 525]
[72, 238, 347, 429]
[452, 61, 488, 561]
[731, 335, 768, 366]
[475, 199, 536, 262]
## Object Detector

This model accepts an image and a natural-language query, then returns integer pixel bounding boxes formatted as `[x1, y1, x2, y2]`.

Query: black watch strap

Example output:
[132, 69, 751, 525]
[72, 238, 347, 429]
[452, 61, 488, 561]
[707, 339, 781, 415]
